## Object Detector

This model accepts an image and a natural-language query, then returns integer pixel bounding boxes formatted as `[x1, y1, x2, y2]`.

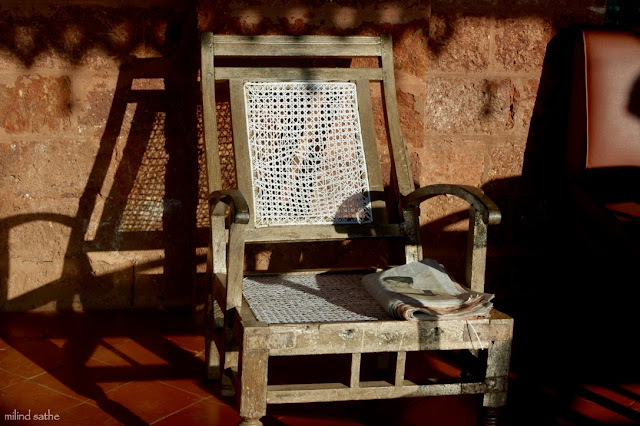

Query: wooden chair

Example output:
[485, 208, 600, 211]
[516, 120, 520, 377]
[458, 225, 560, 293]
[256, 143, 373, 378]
[200, 33, 513, 426]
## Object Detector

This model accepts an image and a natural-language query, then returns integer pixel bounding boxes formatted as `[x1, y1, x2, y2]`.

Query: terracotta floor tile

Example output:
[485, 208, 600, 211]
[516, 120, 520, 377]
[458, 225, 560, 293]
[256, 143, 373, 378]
[153, 397, 240, 425]
[163, 334, 205, 354]
[570, 384, 640, 424]
[618, 383, 640, 400]
[0, 380, 83, 417]
[30, 357, 131, 402]
[103, 380, 202, 424]
[267, 413, 366, 426]
[395, 395, 478, 426]
[159, 377, 218, 398]
[582, 384, 636, 409]
[101, 336, 132, 347]
[608, 414, 638, 424]
[89, 339, 170, 367]
[569, 394, 622, 423]
[57, 402, 126, 425]
[45, 337, 69, 349]
[131, 335, 205, 371]
[0, 367, 25, 390]
[0, 341, 65, 379]
[605, 395, 640, 424]
[266, 400, 378, 426]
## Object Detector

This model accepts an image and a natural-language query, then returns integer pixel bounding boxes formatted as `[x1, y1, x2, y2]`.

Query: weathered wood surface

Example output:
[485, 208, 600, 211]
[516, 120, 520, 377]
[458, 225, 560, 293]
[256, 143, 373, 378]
[266, 377, 508, 404]
[214, 67, 383, 81]
[238, 349, 269, 425]
[242, 310, 513, 356]
[243, 223, 404, 243]
[483, 339, 512, 407]
[200, 32, 222, 193]
[350, 353, 361, 389]
[356, 78, 388, 225]
[402, 184, 502, 291]
[394, 351, 407, 387]
[211, 35, 383, 57]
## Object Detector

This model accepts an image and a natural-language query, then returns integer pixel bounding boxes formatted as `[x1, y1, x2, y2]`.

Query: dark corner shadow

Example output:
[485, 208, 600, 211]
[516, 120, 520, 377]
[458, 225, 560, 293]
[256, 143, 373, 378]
[474, 27, 640, 426]
[0, 7, 219, 424]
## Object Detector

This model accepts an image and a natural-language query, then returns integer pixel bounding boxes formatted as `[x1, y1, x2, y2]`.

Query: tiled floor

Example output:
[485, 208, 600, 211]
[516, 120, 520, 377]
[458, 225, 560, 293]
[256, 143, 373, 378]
[1, 309, 639, 425]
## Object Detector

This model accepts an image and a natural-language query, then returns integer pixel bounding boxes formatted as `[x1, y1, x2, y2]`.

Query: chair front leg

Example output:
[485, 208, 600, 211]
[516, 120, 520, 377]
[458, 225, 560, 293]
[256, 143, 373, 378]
[479, 339, 511, 426]
[238, 348, 269, 426]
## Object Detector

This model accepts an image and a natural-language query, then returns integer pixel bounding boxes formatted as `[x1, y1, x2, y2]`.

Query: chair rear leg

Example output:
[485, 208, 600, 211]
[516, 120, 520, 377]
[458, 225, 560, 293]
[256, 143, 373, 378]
[205, 334, 222, 380]
[205, 295, 223, 380]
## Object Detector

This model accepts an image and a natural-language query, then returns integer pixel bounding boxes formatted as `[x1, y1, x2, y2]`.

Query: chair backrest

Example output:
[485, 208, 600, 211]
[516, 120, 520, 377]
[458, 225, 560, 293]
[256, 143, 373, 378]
[200, 34, 419, 255]
[243, 80, 372, 228]
[568, 29, 640, 179]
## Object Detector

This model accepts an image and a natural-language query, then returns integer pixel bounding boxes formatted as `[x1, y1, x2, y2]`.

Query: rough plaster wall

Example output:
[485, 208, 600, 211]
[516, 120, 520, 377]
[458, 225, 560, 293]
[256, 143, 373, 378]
[0, 0, 605, 311]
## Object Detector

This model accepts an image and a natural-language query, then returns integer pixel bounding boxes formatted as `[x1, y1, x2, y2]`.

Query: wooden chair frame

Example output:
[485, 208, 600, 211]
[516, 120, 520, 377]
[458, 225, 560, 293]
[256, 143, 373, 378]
[200, 33, 513, 426]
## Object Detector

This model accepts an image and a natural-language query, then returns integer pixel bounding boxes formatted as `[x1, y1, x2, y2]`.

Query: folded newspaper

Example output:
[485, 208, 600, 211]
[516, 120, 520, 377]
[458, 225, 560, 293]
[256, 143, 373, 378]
[361, 259, 494, 320]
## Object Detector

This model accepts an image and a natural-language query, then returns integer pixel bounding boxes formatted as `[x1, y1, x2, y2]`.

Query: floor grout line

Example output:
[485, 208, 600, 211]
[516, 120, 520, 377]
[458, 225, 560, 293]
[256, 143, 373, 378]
[148, 397, 209, 425]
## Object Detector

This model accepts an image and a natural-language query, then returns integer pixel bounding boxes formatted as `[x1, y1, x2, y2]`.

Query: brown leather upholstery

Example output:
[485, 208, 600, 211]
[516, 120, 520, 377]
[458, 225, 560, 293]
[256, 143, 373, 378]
[580, 30, 640, 170]
[566, 29, 640, 257]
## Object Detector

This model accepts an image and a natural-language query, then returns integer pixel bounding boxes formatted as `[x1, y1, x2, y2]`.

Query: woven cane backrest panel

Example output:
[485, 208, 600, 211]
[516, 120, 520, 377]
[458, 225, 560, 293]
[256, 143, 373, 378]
[244, 81, 372, 228]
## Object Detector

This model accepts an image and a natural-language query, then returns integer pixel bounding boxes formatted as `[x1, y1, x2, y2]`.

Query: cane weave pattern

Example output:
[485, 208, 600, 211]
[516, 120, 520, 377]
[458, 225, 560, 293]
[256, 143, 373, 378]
[244, 82, 372, 227]
[243, 274, 392, 324]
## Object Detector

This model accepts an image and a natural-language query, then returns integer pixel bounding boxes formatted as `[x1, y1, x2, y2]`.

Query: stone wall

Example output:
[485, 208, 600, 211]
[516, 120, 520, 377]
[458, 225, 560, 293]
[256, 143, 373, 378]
[0, 0, 605, 311]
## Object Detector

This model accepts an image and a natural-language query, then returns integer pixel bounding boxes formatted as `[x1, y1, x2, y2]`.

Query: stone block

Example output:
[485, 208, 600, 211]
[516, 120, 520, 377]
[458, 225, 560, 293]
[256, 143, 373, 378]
[427, 13, 491, 73]
[398, 89, 425, 149]
[494, 16, 553, 73]
[392, 25, 429, 78]
[132, 271, 191, 310]
[1, 253, 140, 312]
[0, 138, 100, 200]
[425, 77, 517, 135]
[85, 196, 192, 254]
[76, 79, 118, 134]
[0, 197, 79, 220]
[5, 217, 73, 262]
[2, 258, 68, 312]
[431, 0, 497, 15]
[512, 78, 539, 134]
[0, 75, 72, 133]
[419, 138, 486, 187]
[418, 194, 470, 254]
[486, 140, 526, 190]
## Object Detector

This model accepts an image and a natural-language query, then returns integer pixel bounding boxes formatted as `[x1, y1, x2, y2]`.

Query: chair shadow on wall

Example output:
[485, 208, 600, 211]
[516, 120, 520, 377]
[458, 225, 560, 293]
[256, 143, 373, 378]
[0, 50, 216, 424]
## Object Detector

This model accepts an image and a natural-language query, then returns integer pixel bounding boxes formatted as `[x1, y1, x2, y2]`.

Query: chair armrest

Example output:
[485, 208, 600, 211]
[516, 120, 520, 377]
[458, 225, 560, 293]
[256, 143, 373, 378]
[401, 184, 501, 293]
[209, 189, 249, 312]
[209, 189, 250, 224]
[402, 184, 501, 225]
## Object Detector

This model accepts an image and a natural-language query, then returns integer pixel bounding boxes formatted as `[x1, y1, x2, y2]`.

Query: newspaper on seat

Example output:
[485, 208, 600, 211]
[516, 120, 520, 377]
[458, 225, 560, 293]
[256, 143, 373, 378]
[362, 259, 494, 320]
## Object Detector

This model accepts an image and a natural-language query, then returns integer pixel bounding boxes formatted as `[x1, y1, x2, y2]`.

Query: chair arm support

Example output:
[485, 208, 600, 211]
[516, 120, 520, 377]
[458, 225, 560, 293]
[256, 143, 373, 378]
[209, 189, 250, 224]
[209, 189, 249, 313]
[401, 184, 501, 293]
[402, 184, 501, 225]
